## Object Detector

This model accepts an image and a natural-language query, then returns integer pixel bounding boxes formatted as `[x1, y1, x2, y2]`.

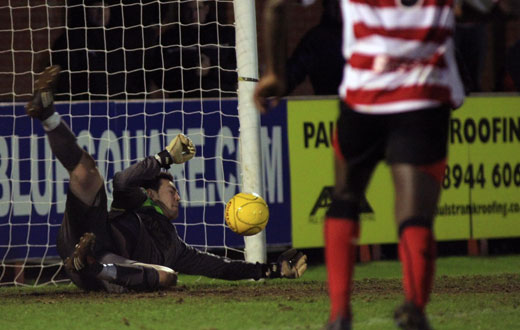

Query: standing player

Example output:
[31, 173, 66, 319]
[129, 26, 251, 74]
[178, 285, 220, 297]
[254, 0, 465, 329]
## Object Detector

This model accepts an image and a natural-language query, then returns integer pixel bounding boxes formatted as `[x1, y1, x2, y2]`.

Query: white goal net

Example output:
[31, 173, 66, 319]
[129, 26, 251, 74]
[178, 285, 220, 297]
[0, 0, 264, 286]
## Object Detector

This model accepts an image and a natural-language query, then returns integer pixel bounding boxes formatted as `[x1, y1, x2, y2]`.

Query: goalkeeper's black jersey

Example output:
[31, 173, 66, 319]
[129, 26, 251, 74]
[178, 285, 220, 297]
[108, 156, 263, 281]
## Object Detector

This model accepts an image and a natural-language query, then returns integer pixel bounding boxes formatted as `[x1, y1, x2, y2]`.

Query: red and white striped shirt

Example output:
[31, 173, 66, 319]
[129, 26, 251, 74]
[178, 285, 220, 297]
[338, 0, 465, 113]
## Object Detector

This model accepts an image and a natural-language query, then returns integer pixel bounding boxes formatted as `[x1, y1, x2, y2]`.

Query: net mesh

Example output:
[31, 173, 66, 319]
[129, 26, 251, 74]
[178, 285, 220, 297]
[0, 0, 244, 286]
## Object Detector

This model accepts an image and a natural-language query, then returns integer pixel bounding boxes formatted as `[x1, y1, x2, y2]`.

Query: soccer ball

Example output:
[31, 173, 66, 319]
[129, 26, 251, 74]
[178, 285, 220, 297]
[225, 192, 269, 236]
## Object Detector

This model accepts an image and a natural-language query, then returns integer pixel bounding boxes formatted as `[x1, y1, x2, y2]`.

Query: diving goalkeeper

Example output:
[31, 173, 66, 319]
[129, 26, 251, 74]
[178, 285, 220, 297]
[27, 66, 307, 292]
[27, 65, 179, 292]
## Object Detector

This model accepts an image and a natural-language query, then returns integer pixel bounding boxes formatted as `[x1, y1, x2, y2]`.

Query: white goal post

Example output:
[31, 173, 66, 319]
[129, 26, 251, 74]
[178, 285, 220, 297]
[233, 0, 267, 264]
[0, 0, 267, 286]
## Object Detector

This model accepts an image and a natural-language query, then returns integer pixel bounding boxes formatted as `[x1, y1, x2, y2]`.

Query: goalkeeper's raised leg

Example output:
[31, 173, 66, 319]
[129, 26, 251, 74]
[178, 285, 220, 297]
[26, 65, 100, 207]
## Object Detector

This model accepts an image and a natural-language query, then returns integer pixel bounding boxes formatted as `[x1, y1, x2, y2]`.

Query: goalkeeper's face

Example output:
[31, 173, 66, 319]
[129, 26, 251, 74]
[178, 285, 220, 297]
[154, 179, 180, 220]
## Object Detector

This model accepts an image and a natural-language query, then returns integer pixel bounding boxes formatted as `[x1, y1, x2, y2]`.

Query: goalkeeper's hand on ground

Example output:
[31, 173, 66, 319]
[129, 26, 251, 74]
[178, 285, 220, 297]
[266, 249, 307, 279]
[155, 133, 196, 168]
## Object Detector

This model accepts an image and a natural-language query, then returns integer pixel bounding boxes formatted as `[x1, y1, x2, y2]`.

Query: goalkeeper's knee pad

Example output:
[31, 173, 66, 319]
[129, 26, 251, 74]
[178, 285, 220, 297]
[113, 264, 160, 291]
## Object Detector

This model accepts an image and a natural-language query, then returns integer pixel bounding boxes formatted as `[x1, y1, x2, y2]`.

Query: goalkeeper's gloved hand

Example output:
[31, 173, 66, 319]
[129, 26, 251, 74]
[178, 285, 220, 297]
[266, 249, 308, 279]
[155, 133, 196, 168]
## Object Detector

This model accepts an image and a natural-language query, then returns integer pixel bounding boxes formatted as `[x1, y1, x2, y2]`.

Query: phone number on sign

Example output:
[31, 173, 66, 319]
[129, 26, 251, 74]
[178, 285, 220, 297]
[443, 163, 520, 189]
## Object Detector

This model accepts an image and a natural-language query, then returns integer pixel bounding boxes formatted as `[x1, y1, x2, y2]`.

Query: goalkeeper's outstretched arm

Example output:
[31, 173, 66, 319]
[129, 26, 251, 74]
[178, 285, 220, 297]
[170, 237, 308, 281]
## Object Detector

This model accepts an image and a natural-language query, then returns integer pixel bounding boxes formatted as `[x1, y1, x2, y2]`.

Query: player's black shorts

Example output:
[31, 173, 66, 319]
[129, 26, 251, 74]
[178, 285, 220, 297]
[335, 102, 451, 167]
[57, 186, 119, 291]
[57, 187, 113, 261]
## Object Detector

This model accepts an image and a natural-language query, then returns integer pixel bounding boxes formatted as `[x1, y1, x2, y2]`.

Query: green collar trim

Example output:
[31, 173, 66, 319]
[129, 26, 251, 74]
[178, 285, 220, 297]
[142, 198, 164, 216]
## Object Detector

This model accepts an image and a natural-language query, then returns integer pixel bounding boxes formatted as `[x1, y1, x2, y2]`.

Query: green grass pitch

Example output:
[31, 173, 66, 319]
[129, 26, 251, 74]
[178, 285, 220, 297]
[1, 255, 519, 329]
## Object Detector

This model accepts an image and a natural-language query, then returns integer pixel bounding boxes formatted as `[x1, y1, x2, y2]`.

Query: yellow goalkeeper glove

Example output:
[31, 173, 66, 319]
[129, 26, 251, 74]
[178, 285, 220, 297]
[166, 133, 196, 164]
[155, 133, 196, 168]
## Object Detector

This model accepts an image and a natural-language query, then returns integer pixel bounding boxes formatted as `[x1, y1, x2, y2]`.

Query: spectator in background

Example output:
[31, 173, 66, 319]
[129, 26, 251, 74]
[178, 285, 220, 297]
[454, 0, 496, 92]
[285, 0, 344, 96]
[50, 0, 162, 100]
[148, 0, 237, 99]
[51, 0, 126, 100]
[506, 40, 520, 91]
[492, 0, 520, 91]
[114, 0, 161, 98]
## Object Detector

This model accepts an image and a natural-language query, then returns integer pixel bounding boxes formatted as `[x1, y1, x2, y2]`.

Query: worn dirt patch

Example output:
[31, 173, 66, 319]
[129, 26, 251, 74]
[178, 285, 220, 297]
[2, 273, 518, 302]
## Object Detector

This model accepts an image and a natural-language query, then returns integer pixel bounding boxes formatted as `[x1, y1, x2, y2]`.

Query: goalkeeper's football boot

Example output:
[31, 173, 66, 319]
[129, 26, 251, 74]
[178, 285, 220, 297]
[324, 317, 351, 330]
[64, 232, 98, 273]
[394, 302, 432, 330]
[26, 65, 61, 121]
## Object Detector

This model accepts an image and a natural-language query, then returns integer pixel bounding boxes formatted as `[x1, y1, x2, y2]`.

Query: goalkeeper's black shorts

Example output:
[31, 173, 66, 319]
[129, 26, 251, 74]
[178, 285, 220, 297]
[334, 101, 451, 167]
[57, 186, 113, 262]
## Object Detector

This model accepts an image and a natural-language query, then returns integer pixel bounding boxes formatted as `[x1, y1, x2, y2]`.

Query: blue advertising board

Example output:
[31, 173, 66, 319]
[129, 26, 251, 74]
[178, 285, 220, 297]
[0, 99, 291, 261]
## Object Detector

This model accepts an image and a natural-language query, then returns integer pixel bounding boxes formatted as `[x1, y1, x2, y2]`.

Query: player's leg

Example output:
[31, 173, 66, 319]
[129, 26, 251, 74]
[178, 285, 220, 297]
[387, 106, 450, 329]
[29, 67, 129, 286]
[392, 163, 441, 308]
[131, 262, 177, 288]
[98, 254, 177, 291]
[325, 159, 369, 329]
[325, 103, 384, 327]
[66, 233, 177, 292]
[392, 164, 440, 330]
[26, 65, 103, 206]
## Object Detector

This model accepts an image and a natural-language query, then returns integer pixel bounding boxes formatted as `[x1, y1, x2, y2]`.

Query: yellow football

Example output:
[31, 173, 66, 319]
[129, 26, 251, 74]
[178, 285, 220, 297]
[225, 192, 269, 236]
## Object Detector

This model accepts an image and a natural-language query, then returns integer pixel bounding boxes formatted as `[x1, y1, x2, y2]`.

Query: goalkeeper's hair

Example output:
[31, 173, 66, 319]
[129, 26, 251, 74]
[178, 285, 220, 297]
[141, 172, 174, 191]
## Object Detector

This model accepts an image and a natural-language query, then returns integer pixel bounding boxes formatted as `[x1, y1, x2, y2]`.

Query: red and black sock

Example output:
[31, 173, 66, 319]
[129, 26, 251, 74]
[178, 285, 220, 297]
[325, 217, 359, 320]
[398, 219, 436, 311]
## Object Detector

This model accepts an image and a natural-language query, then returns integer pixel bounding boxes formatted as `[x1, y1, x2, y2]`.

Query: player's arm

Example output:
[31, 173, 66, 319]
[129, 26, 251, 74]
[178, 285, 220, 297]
[170, 236, 307, 280]
[169, 239, 266, 280]
[284, 35, 313, 96]
[254, 0, 318, 112]
[253, 0, 289, 113]
[111, 134, 195, 210]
